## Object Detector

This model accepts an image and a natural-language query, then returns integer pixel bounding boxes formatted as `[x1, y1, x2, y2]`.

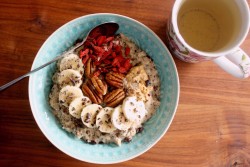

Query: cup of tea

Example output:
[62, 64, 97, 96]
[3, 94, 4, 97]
[167, 0, 250, 78]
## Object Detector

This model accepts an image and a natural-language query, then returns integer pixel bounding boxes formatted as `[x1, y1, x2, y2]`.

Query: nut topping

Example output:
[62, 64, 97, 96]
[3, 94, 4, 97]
[85, 58, 96, 78]
[82, 83, 103, 104]
[106, 71, 125, 88]
[104, 88, 125, 107]
[90, 76, 108, 95]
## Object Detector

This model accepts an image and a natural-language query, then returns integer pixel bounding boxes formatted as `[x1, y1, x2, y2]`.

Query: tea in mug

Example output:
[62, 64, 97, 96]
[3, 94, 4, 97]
[177, 0, 241, 52]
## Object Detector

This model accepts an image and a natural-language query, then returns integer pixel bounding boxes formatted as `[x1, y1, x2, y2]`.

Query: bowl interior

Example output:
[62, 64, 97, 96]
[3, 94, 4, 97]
[29, 13, 179, 164]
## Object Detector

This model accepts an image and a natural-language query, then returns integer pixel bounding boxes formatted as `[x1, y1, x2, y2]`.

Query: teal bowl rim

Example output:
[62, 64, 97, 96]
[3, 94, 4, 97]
[28, 13, 180, 164]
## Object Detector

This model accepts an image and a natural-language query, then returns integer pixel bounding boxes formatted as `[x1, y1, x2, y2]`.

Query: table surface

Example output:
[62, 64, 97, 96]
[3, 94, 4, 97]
[1, 0, 250, 167]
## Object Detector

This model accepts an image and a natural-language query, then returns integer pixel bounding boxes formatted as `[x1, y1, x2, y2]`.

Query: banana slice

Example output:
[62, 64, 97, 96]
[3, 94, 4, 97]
[122, 96, 146, 123]
[58, 85, 83, 107]
[96, 107, 117, 133]
[111, 105, 133, 131]
[52, 72, 59, 84]
[57, 69, 82, 88]
[81, 104, 102, 128]
[59, 53, 84, 74]
[69, 97, 92, 119]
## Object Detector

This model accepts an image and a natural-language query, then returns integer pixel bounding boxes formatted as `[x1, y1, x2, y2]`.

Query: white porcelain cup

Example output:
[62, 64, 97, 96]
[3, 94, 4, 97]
[167, 0, 250, 78]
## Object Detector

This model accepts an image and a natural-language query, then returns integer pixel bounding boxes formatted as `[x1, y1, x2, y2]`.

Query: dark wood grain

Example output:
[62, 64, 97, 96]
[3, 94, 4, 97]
[1, 0, 250, 166]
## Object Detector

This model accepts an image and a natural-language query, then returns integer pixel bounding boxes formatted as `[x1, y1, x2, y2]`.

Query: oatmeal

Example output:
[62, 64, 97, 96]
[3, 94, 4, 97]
[49, 33, 160, 146]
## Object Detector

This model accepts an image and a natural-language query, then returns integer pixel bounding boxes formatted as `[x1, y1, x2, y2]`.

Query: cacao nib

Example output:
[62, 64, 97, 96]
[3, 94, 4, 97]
[136, 127, 144, 133]
[123, 137, 132, 143]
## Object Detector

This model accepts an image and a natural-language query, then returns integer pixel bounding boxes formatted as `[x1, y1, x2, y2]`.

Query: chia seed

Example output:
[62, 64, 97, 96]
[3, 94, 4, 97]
[145, 80, 151, 86]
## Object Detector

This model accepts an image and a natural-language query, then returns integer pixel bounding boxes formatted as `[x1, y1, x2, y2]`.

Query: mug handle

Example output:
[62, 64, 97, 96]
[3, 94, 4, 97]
[213, 48, 250, 78]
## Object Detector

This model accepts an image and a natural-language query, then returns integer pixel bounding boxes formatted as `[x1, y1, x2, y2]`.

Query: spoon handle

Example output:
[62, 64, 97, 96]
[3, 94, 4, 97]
[0, 55, 65, 92]
[0, 74, 28, 91]
[0, 39, 86, 92]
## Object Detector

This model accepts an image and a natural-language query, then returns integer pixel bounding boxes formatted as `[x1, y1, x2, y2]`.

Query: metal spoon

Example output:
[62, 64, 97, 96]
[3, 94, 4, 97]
[0, 22, 119, 91]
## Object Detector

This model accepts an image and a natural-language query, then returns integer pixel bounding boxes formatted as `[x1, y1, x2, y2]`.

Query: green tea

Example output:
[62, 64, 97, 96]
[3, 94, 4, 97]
[177, 0, 241, 52]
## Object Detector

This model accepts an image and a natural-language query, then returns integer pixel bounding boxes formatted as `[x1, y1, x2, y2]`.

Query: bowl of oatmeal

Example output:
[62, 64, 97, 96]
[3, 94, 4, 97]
[29, 13, 179, 164]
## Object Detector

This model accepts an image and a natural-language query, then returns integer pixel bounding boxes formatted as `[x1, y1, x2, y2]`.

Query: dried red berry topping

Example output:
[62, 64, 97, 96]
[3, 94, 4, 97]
[125, 46, 130, 56]
[78, 33, 132, 76]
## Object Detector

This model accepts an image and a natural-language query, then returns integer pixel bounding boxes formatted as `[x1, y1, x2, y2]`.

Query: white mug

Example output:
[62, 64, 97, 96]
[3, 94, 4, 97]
[167, 0, 250, 78]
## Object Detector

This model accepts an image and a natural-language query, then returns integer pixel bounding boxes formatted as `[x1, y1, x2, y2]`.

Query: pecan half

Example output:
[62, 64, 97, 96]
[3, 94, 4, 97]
[104, 88, 125, 107]
[90, 76, 108, 95]
[85, 58, 96, 78]
[82, 83, 103, 104]
[105, 71, 125, 88]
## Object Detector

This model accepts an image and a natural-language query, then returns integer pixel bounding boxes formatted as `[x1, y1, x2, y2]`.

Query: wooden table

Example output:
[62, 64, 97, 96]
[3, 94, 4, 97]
[1, 0, 250, 166]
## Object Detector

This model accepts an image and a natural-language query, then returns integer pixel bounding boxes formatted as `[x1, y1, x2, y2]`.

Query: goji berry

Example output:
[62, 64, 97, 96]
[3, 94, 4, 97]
[112, 68, 118, 72]
[107, 55, 113, 59]
[117, 51, 123, 57]
[105, 36, 114, 43]
[92, 70, 101, 77]
[123, 58, 131, 70]
[118, 67, 127, 73]
[82, 55, 90, 65]
[94, 60, 101, 66]
[117, 55, 125, 63]
[89, 55, 97, 61]
[114, 45, 122, 52]
[96, 52, 104, 59]
[101, 49, 112, 61]
[112, 57, 119, 66]
[103, 59, 111, 64]
[97, 36, 106, 46]
[125, 46, 130, 56]
[79, 48, 89, 58]
[108, 41, 113, 50]
[111, 52, 116, 58]
[99, 67, 108, 73]
[92, 45, 104, 53]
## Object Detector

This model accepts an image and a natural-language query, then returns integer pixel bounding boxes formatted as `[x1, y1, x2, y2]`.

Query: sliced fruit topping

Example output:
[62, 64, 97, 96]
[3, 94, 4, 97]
[69, 97, 92, 119]
[58, 86, 83, 107]
[111, 105, 133, 131]
[122, 96, 146, 123]
[57, 69, 82, 88]
[81, 104, 102, 128]
[96, 107, 116, 133]
[59, 53, 84, 74]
